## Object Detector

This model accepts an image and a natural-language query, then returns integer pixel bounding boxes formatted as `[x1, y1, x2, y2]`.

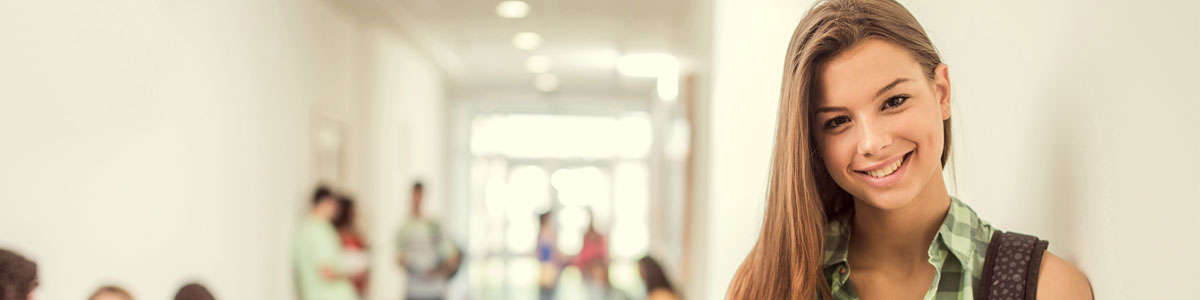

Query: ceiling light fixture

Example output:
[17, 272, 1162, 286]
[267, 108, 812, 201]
[496, 1, 530, 19]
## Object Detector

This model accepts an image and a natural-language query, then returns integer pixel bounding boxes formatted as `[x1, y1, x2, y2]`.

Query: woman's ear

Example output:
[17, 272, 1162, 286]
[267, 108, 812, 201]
[934, 63, 951, 120]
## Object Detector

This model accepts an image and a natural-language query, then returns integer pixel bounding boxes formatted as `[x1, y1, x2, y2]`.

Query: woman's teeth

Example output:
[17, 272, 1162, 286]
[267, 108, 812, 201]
[866, 155, 904, 178]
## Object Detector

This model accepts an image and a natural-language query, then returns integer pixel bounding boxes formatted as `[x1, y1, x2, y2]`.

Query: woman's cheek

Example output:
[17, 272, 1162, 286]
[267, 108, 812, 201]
[822, 140, 852, 178]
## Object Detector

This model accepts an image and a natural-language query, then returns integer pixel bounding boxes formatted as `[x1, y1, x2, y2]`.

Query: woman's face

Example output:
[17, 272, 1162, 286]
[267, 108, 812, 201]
[812, 39, 950, 211]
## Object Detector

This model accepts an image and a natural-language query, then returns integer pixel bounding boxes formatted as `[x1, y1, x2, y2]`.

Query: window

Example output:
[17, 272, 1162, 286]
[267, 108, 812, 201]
[466, 112, 652, 299]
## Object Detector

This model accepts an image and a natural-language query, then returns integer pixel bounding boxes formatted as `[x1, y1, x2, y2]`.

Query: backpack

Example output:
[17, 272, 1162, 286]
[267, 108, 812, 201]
[976, 231, 1050, 300]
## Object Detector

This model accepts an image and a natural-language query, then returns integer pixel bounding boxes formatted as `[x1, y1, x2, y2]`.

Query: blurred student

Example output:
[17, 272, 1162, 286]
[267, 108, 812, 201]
[0, 248, 38, 300]
[88, 286, 133, 300]
[333, 195, 369, 297]
[397, 181, 461, 300]
[172, 283, 214, 300]
[536, 212, 560, 300]
[572, 209, 607, 271]
[573, 209, 622, 300]
[637, 256, 680, 300]
[293, 186, 358, 300]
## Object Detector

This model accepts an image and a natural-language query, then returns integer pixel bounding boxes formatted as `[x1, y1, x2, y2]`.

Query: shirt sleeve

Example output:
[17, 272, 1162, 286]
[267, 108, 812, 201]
[436, 224, 459, 258]
[294, 222, 321, 286]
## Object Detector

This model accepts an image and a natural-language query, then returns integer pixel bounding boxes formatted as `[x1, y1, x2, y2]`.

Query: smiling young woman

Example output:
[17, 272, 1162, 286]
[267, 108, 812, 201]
[726, 0, 1093, 299]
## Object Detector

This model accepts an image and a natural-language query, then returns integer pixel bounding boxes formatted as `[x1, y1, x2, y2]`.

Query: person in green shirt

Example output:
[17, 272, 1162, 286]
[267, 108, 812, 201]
[294, 186, 359, 300]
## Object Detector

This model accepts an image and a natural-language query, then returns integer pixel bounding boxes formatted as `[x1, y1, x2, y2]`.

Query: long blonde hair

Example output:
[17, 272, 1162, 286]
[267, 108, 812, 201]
[726, 0, 948, 298]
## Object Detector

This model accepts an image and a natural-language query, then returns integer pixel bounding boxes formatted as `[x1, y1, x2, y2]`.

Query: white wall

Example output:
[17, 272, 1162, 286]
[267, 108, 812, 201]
[354, 24, 448, 300]
[0, 1, 446, 299]
[705, 0, 1199, 298]
[704, 0, 808, 299]
[905, 1, 1200, 298]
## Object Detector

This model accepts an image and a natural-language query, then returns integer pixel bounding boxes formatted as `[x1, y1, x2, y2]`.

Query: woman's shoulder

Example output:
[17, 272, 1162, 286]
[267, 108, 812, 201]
[961, 195, 1092, 299]
[1036, 251, 1094, 299]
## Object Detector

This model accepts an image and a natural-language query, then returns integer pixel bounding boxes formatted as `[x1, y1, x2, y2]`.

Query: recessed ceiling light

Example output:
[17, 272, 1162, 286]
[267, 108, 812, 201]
[512, 32, 542, 50]
[496, 1, 530, 19]
[534, 73, 560, 92]
[525, 55, 553, 73]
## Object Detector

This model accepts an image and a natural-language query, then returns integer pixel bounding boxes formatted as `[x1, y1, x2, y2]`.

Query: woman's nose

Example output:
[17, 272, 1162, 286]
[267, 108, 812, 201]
[856, 116, 892, 158]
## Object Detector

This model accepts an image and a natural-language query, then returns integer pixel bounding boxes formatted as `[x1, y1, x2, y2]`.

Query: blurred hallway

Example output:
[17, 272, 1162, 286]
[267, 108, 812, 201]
[1, 0, 1197, 299]
[0, 0, 708, 299]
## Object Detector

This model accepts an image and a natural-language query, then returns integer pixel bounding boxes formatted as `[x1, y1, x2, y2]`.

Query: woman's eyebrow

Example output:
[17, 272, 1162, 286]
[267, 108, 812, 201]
[875, 78, 910, 98]
[816, 106, 847, 114]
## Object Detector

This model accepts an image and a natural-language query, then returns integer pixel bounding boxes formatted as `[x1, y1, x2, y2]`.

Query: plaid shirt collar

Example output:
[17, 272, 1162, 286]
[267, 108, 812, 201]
[822, 197, 994, 299]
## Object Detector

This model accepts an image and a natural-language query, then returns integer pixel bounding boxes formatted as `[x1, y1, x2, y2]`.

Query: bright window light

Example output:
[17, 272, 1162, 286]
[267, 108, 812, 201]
[470, 113, 653, 159]
[657, 70, 679, 101]
[556, 206, 589, 256]
[611, 221, 649, 258]
[505, 257, 539, 298]
[612, 162, 649, 258]
[664, 118, 691, 160]
[551, 167, 611, 228]
[510, 166, 550, 213]
[616, 53, 678, 77]
[617, 53, 680, 101]
[505, 213, 536, 253]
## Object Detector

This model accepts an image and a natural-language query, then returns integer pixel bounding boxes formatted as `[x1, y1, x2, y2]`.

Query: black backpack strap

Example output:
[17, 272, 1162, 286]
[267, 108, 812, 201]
[977, 231, 1050, 300]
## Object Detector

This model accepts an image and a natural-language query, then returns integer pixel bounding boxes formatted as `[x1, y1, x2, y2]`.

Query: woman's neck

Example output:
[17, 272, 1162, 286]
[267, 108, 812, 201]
[848, 172, 951, 271]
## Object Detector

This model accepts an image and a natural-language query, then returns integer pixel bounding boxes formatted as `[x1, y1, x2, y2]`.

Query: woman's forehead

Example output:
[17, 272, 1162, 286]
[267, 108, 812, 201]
[816, 39, 925, 107]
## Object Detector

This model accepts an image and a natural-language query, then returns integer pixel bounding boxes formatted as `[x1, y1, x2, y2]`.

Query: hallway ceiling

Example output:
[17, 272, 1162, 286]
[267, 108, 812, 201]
[392, 0, 698, 100]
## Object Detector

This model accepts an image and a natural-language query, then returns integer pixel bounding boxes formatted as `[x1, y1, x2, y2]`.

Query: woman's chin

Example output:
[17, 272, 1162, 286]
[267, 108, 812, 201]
[852, 189, 919, 211]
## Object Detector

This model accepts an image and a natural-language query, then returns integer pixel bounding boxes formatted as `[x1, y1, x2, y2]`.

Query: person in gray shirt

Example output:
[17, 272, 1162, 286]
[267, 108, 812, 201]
[397, 181, 460, 300]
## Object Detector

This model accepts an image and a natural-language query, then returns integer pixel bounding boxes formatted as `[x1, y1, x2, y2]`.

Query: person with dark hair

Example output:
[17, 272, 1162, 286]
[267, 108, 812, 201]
[312, 186, 335, 207]
[172, 283, 214, 300]
[88, 285, 133, 300]
[0, 248, 37, 300]
[536, 211, 559, 300]
[333, 195, 369, 297]
[397, 181, 460, 300]
[292, 185, 358, 300]
[637, 256, 680, 300]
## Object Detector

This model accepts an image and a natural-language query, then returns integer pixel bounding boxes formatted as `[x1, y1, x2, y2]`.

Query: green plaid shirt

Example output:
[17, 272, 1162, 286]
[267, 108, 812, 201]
[822, 197, 995, 300]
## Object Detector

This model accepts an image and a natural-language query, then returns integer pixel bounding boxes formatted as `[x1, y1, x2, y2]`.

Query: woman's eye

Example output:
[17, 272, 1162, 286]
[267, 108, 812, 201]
[824, 116, 851, 129]
[883, 95, 910, 110]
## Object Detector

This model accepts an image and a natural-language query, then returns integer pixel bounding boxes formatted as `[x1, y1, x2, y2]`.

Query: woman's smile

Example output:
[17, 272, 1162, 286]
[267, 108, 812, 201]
[852, 150, 913, 188]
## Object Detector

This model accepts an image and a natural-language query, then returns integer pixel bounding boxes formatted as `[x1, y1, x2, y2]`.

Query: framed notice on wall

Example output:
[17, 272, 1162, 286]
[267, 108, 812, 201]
[312, 113, 346, 187]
